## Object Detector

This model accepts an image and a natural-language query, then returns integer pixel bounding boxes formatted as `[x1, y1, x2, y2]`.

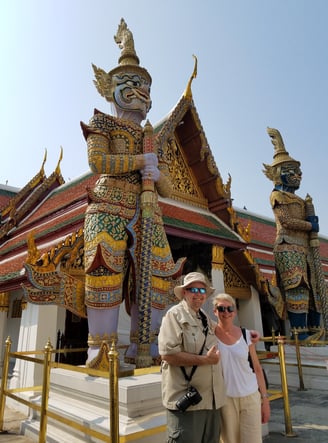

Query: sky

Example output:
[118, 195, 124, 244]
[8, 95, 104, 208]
[1, 1, 328, 236]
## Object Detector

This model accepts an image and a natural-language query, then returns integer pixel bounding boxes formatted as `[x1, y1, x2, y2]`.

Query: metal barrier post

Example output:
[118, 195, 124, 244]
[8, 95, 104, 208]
[39, 339, 53, 443]
[292, 329, 306, 391]
[277, 337, 297, 437]
[108, 340, 119, 443]
[0, 337, 11, 431]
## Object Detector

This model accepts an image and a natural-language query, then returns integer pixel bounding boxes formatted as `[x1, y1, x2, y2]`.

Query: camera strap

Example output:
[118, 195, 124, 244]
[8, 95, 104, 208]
[180, 310, 208, 382]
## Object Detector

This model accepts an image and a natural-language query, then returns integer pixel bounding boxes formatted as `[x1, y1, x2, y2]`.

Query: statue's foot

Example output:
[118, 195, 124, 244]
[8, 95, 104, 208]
[124, 343, 161, 367]
[86, 342, 135, 376]
[299, 329, 325, 346]
[124, 355, 161, 366]
[86, 341, 111, 371]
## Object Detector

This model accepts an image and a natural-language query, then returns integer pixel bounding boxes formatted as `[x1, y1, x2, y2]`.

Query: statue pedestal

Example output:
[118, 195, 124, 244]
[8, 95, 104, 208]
[21, 367, 167, 443]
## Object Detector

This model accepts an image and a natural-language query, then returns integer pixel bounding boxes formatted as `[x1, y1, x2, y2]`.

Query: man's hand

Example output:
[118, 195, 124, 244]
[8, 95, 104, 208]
[250, 330, 260, 344]
[204, 345, 220, 365]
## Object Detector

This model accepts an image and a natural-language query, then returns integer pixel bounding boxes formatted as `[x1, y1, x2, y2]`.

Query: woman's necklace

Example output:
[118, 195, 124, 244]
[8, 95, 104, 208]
[216, 324, 238, 343]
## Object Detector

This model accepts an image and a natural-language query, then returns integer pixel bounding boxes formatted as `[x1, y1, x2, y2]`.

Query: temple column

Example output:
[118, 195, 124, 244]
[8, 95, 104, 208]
[211, 245, 225, 291]
[204, 245, 225, 318]
[238, 286, 264, 336]
[0, 292, 10, 377]
[8, 302, 64, 412]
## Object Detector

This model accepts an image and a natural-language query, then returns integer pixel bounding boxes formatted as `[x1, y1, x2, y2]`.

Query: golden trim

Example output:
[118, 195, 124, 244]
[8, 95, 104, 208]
[0, 292, 9, 312]
[212, 245, 224, 271]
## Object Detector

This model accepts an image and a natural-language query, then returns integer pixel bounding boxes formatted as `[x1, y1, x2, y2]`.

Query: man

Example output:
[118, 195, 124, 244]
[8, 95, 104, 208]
[158, 272, 226, 443]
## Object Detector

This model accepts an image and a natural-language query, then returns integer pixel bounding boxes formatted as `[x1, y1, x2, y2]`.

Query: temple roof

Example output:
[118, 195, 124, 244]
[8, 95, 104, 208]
[0, 167, 244, 289]
[0, 184, 19, 209]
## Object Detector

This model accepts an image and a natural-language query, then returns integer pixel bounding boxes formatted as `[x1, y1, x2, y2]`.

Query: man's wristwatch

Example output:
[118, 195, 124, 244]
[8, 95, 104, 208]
[261, 393, 269, 399]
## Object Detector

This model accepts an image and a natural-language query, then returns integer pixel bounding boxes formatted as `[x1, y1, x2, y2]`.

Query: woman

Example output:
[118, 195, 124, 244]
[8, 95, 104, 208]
[213, 293, 270, 443]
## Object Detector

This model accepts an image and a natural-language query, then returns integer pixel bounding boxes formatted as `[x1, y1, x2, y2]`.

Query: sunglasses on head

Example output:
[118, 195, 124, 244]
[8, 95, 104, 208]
[216, 305, 235, 313]
[185, 287, 207, 294]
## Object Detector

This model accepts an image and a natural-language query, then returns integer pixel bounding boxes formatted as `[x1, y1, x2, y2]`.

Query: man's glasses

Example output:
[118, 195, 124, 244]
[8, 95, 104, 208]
[185, 287, 207, 294]
[216, 305, 235, 313]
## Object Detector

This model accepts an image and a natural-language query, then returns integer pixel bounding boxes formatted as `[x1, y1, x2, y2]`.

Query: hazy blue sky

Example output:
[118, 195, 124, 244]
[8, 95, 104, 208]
[1, 1, 328, 235]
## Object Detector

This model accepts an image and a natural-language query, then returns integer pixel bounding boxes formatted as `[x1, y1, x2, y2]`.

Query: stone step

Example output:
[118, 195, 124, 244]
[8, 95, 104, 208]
[19, 368, 167, 443]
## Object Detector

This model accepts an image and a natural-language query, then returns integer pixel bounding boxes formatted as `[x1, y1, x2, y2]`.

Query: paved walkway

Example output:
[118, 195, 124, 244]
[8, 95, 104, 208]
[0, 407, 33, 442]
[0, 385, 327, 442]
[264, 385, 328, 442]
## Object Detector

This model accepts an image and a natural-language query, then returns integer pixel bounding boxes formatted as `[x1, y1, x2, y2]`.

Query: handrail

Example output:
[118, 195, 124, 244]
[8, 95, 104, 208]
[0, 336, 121, 442]
[0, 337, 166, 442]
[2, 330, 324, 441]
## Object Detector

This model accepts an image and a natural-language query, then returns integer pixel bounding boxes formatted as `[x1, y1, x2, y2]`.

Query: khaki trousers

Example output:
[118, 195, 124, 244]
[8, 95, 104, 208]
[220, 391, 262, 443]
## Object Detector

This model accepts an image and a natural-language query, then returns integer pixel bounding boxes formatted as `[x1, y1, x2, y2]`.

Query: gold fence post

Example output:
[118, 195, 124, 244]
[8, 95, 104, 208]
[277, 336, 297, 437]
[0, 337, 12, 431]
[271, 327, 276, 345]
[39, 339, 53, 443]
[108, 340, 119, 443]
[292, 329, 306, 391]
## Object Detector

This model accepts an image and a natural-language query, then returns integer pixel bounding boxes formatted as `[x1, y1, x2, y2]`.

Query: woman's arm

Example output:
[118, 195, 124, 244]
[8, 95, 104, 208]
[249, 344, 271, 423]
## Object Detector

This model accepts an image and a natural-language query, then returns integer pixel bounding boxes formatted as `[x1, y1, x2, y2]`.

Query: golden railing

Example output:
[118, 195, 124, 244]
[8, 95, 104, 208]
[262, 329, 328, 389]
[258, 335, 296, 437]
[0, 337, 166, 443]
[2, 331, 325, 441]
[260, 329, 328, 437]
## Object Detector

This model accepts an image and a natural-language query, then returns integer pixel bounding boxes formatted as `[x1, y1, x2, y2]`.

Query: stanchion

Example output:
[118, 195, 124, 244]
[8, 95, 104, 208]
[277, 336, 297, 437]
[0, 336, 11, 431]
[109, 340, 119, 443]
[292, 329, 306, 391]
[39, 339, 53, 443]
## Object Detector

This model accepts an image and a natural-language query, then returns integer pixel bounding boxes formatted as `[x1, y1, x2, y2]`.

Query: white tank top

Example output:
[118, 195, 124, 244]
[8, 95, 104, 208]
[217, 329, 258, 397]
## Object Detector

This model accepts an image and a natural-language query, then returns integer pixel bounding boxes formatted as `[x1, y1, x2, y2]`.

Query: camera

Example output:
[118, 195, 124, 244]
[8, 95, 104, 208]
[176, 386, 202, 412]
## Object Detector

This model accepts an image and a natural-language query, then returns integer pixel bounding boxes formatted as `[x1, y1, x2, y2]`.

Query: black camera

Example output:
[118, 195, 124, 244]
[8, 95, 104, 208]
[176, 386, 202, 412]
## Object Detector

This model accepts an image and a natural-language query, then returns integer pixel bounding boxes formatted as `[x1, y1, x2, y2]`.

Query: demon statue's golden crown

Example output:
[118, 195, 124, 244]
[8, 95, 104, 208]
[263, 127, 300, 183]
[92, 18, 152, 103]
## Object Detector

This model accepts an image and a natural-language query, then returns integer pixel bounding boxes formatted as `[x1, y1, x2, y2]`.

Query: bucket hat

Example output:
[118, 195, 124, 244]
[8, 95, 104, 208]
[174, 272, 215, 300]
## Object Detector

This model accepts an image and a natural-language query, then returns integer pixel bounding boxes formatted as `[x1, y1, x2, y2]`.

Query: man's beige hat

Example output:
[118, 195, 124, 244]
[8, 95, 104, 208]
[174, 272, 215, 300]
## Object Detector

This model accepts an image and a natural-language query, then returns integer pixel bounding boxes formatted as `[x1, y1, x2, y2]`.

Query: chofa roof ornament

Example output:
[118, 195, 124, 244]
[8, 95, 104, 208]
[91, 18, 152, 103]
[263, 127, 300, 183]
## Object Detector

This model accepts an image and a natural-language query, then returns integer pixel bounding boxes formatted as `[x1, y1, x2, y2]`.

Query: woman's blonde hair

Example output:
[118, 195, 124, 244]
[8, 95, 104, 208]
[212, 293, 236, 308]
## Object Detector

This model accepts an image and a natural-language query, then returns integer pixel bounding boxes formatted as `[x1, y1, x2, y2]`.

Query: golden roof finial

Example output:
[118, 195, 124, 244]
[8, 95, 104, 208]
[184, 55, 198, 99]
[40, 149, 47, 176]
[55, 146, 63, 175]
[26, 231, 40, 265]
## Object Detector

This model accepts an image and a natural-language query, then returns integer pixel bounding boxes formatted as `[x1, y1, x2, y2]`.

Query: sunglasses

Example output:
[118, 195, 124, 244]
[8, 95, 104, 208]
[185, 287, 207, 294]
[216, 305, 235, 313]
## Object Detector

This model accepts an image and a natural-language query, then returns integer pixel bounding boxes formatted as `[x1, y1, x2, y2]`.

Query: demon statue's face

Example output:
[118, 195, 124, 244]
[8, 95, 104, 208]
[280, 162, 302, 190]
[112, 72, 152, 121]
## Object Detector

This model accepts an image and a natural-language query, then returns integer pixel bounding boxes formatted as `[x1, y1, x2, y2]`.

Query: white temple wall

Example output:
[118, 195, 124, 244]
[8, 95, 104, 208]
[237, 286, 265, 350]
[7, 302, 65, 413]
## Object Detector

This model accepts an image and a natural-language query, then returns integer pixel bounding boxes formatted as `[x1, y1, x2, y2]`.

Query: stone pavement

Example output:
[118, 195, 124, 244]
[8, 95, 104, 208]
[0, 385, 327, 442]
[0, 407, 33, 442]
[264, 385, 328, 442]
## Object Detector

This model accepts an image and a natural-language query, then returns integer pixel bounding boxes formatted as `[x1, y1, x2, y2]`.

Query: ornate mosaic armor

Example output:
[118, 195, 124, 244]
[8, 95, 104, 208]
[82, 110, 181, 312]
[270, 190, 320, 314]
